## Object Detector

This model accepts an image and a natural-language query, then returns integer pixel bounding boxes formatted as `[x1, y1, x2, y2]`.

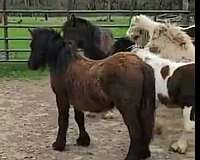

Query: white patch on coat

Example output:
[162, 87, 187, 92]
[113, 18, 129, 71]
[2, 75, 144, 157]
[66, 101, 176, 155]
[183, 106, 195, 132]
[170, 107, 195, 154]
[132, 48, 194, 100]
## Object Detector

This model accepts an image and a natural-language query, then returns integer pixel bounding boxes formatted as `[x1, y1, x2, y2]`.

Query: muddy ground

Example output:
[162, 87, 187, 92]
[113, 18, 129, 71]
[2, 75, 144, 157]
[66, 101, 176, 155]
[0, 79, 195, 160]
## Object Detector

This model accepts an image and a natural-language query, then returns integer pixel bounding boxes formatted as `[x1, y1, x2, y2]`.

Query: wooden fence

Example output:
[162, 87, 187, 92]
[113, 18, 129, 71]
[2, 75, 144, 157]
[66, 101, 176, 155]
[0, 7, 191, 62]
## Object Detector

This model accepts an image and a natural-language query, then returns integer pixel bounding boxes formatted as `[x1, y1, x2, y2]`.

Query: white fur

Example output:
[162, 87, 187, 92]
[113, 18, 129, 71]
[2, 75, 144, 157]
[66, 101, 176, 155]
[132, 48, 195, 154]
[170, 132, 188, 154]
[183, 106, 195, 131]
[127, 15, 162, 41]
[147, 24, 195, 62]
[127, 15, 195, 62]
[170, 107, 195, 153]
[132, 48, 193, 99]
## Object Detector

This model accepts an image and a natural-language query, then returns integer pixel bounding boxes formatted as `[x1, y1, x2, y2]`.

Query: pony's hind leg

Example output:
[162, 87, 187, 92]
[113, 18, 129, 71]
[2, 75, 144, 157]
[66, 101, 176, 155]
[74, 109, 90, 146]
[117, 105, 151, 160]
[52, 95, 70, 151]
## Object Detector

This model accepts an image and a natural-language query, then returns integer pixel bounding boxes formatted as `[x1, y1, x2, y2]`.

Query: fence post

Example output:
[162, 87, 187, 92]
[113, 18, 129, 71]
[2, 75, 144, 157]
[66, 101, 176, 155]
[3, 0, 9, 61]
[67, 0, 73, 20]
[129, 0, 134, 26]
[182, 0, 189, 26]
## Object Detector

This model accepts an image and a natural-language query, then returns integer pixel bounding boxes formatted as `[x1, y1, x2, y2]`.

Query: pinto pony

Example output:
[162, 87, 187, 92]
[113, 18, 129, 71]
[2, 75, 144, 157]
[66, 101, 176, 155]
[109, 37, 135, 54]
[147, 24, 195, 62]
[126, 15, 161, 47]
[132, 48, 195, 154]
[28, 28, 156, 160]
[127, 15, 195, 62]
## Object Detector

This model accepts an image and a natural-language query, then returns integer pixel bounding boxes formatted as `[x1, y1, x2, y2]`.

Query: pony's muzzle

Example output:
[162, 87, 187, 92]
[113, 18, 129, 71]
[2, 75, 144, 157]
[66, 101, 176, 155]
[132, 35, 139, 41]
[149, 46, 160, 54]
[28, 60, 39, 70]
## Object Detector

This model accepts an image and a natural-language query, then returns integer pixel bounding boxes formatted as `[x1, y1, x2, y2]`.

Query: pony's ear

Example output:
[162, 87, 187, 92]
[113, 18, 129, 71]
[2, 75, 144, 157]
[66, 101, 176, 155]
[70, 14, 76, 27]
[28, 28, 33, 36]
[57, 30, 62, 36]
[158, 25, 167, 35]
[70, 14, 75, 20]
[134, 16, 139, 23]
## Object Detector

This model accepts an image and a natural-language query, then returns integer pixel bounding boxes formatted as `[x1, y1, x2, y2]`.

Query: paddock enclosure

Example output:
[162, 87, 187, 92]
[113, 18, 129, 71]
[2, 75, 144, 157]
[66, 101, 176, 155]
[0, 0, 195, 159]
[0, 7, 193, 62]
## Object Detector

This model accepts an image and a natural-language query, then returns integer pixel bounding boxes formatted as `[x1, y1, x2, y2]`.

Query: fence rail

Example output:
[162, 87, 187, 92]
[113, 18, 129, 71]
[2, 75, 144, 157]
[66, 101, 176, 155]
[0, 9, 192, 62]
[0, 9, 191, 14]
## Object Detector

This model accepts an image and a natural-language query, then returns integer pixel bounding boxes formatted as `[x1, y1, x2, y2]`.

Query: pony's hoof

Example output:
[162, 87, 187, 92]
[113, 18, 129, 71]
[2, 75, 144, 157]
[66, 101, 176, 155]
[154, 122, 163, 135]
[169, 140, 188, 154]
[125, 156, 139, 160]
[86, 112, 97, 118]
[52, 141, 66, 151]
[139, 150, 151, 159]
[77, 132, 91, 146]
[102, 111, 115, 119]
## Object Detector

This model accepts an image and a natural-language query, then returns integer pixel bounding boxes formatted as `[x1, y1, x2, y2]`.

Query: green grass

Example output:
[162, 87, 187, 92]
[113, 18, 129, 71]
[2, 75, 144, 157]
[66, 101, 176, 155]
[0, 62, 48, 80]
[0, 16, 130, 51]
[0, 16, 130, 80]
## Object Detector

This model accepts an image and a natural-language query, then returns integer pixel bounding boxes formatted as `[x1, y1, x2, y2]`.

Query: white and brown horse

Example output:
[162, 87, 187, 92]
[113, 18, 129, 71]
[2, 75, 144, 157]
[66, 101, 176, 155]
[132, 48, 195, 154]
[147, 24, 195, 62]
[127, 15, 195, 62]
[126, 15, 162, 47]
[127, 15, 195, 47]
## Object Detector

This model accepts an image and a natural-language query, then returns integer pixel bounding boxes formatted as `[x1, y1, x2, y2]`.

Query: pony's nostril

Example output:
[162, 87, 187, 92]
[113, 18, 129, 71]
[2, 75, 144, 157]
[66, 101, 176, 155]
[149, 46, 159, 53]
[133, 35, 139, 40]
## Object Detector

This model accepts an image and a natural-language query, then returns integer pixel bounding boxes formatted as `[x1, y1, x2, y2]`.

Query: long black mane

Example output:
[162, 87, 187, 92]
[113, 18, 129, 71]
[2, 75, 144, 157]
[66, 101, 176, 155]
[111, 37, 135, 54]
[29, 28, 73, 74]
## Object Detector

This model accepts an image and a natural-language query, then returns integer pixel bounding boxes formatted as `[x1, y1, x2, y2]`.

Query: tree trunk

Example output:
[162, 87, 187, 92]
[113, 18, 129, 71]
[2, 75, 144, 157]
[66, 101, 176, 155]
[182, 0, 189, 25]
[182, 0, 189, 10]
[10, 0, 14, 5]
[67, 0, 73, 10]
[67, 0, 73, 20]
[107, 0, 112, 22]
[24, 0, 27, 7]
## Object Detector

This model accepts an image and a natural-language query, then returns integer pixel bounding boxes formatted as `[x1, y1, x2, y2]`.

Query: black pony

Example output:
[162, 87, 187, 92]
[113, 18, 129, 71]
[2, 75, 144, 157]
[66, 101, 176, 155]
[110, 37, 135, 55]
[28, 28, 156, 160]
[63, 15, 114, 60]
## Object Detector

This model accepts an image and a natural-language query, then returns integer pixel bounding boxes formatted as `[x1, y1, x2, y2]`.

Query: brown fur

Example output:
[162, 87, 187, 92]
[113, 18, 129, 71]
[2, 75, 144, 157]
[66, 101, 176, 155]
[160, 65, 170, 80]
[28, 28, 156, 160]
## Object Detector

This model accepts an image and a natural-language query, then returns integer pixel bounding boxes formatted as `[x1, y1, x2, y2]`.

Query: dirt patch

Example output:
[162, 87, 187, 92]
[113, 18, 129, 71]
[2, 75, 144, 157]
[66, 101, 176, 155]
[0, 79, 195, 160]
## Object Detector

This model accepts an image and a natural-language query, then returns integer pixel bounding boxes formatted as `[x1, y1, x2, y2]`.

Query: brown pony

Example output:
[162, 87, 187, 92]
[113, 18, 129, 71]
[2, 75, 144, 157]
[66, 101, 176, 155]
[28, 28, 156, 160]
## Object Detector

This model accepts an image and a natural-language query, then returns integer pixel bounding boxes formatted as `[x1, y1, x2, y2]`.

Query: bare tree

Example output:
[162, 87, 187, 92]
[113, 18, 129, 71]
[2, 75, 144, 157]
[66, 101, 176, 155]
[182, 0, 189, 10]
[107, 0, 112, 22]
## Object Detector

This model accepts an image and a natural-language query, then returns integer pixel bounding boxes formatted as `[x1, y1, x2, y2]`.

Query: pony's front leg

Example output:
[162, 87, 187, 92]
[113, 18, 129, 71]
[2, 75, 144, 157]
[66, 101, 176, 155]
[74, 109, 90, 146]
[170, 106, 195, 154]
[53, 95, 70, 151]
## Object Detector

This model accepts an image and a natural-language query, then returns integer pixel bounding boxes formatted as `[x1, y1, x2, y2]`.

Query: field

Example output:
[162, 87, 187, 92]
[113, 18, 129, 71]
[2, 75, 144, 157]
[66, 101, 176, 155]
[0, 16, 129, 79]
[0, 16, 129, 60]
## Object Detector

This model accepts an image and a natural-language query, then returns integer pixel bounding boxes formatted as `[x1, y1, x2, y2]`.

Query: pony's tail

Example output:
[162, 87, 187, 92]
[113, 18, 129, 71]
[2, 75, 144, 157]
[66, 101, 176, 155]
[140, 63, 156, 142]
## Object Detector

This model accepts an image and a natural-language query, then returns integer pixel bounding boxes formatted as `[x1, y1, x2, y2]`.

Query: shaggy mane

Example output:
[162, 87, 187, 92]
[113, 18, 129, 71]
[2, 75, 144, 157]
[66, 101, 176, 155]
[158, 24, 193, 48]
[134, 15, 161, 29]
